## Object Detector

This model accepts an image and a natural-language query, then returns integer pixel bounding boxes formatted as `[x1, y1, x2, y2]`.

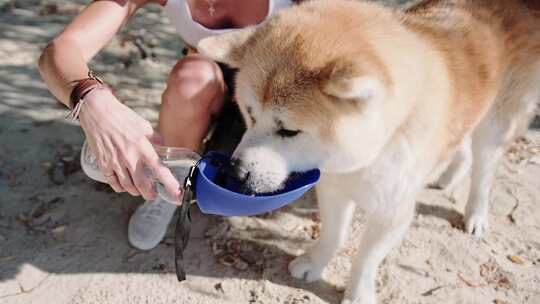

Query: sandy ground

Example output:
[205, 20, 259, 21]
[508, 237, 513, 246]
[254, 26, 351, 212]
[1, 0, 539, 303]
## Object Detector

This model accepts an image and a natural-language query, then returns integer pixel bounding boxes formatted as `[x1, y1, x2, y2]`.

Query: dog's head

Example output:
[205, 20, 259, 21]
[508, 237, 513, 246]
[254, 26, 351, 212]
[199, 2, 397, 193]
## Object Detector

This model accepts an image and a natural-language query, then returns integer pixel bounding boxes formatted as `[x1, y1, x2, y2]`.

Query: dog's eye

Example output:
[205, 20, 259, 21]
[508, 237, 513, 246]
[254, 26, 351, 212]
[276, 128, 301, 138]
[246, 106, 256, 125]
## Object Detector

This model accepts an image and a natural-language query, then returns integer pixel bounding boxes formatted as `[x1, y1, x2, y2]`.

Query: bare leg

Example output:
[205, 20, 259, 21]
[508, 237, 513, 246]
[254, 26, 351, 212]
[158, 54, 225, 152]
[289, 176, 356, 282]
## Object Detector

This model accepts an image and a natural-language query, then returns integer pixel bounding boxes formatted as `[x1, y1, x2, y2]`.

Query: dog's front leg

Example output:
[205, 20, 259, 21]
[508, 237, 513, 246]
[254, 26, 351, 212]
[289, 175, 356, 282]
[342, 198, 416, 304]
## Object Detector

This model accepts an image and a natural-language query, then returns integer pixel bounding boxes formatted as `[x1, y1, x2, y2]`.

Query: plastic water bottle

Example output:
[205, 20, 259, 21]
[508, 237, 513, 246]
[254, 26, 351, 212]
[80, 140, 200, 203]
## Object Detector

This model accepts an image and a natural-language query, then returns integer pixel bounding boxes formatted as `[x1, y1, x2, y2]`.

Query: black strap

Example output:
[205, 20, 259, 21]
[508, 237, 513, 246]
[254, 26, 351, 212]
[174, 166, 197, 281]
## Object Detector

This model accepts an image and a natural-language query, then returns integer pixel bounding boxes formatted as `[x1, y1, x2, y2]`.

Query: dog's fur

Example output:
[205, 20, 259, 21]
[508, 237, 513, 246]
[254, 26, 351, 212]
[198, 0, 540, 303]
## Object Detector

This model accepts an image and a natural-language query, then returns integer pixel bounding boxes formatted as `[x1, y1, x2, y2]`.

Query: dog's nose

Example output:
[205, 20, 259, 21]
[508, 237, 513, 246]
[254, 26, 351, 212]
[229, 157, 253, 194]
[230, 157, 247, 180]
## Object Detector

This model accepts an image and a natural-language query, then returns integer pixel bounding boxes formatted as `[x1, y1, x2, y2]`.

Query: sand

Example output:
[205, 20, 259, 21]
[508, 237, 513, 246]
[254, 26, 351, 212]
[1, 0, 539, 303]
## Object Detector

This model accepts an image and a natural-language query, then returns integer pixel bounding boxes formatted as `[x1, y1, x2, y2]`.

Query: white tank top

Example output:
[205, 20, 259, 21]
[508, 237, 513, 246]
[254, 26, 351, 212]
[163, 0, 293, 47]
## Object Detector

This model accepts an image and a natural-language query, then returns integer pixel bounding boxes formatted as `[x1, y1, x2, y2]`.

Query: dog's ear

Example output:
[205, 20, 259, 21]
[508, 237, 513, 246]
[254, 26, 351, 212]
[197, 27, 255, 68]
[321, 59, 387, 102]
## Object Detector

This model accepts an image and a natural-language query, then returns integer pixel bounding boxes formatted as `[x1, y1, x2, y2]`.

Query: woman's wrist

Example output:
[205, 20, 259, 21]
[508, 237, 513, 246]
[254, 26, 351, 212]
[67, 71, 114, 120]
[78, 88, 118, 122]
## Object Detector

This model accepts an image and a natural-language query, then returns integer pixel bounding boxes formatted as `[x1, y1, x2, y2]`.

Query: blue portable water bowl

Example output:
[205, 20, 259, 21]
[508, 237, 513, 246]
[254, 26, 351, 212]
[192, 152, 320, 216]
[174, 151, 320, 281]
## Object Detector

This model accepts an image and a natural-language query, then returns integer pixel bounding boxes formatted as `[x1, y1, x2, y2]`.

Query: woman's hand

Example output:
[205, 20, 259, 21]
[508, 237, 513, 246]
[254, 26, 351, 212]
[79, 88, 181, 201]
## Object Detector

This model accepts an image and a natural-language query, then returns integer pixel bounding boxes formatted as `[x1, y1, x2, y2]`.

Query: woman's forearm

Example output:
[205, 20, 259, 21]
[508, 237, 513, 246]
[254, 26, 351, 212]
[38, 0, 149, 107]
[38, 39, 90, 107]
[37, 0, 180, 200]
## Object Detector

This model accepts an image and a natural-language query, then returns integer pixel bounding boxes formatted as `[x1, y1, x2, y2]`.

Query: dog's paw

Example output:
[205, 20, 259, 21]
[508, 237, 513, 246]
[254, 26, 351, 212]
[464, 211, 489, 237]
[288, 254, 324, 282]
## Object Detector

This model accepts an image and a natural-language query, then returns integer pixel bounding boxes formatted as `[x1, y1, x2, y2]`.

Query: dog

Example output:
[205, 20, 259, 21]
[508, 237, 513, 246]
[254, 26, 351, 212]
[197, 0, 540, 303]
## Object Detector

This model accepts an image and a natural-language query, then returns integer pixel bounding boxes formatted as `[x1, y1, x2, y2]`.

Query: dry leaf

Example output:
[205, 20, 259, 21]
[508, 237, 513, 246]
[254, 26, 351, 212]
[507, 255, 525, 265]
[457, 273, 483, 287]
[528, 156, 540, 165]
[233, 259, 248, 271]
[479, 259, 512, 289]
[51, 225, 66, 234]
[528, 147, 540, 155]
[214, 282, 224, 293]
[126, 249, 139, 262]
[212, 242, 224, 255]
[225, 240, 240, 253]
[218, 254, 237, 267]
[17, 213, 29, 223]
[0, 256, 15, 263]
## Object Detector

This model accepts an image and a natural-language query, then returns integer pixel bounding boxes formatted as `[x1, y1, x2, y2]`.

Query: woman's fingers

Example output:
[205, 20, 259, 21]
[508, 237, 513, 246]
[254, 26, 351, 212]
[121, 140, 157, 200]
[113, 165, 140, 196]
[140, 141, 182, 200]
[98, 153, 125, 193]
[148, 132, 164, 146]
[131, 161, 156, 201]
[95, 139, 132, 195]
[79, 97, 173, 199]
[103, 171, 125, 193]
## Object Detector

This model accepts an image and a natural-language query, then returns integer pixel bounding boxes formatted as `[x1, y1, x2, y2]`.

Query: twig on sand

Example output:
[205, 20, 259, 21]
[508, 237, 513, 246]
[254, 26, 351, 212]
[457, 273, 485, 288]
[0, 256, 16, 264]
[421, 285, 449, 296]
[507, 200, 519, 224]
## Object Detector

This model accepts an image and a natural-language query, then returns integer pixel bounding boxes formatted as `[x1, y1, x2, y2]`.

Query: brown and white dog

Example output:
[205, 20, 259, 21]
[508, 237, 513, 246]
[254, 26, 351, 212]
[198, 0, 540, 303]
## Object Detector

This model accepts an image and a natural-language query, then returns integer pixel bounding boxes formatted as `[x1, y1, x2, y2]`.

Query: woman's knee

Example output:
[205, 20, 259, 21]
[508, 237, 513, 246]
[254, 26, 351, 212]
[163, 55, 224, 118]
